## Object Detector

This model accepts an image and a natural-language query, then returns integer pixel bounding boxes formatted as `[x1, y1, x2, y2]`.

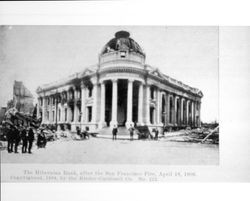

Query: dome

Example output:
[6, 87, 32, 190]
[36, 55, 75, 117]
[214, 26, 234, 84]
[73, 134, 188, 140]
[100, 31, 145, 56]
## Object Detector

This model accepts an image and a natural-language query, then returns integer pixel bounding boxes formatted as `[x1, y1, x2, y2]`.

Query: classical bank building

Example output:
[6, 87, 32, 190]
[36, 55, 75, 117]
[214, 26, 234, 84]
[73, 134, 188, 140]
[36, 31, 203, 132]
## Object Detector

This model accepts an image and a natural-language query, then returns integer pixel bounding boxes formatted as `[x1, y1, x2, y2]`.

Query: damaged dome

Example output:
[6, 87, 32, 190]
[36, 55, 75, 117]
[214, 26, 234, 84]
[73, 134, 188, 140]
[101, 31, 145, 57]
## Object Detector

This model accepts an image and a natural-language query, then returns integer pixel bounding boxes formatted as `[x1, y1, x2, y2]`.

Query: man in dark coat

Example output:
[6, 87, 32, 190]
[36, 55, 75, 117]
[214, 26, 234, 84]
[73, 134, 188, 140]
[14, 126, 21, 153]
[128, 125, 134, 141]
[112, 125, 118, 140]
[154, 128, 159, 140]
[6, 126, 14, 153]
[20, 127, 28, 153]
[27, 127, 35, 153]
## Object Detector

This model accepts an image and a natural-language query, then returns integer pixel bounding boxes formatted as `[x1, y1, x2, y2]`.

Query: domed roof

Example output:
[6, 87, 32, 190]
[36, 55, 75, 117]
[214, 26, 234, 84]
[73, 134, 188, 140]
[100, 31, 145, 56]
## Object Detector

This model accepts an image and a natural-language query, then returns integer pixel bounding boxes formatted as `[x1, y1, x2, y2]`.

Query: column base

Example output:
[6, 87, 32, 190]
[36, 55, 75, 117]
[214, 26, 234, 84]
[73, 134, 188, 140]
[125, 121, 134, 129]
[98, 121, 107, 129]
[136, 122, 145, 126]
[157, 123, 164, 127]
[110, 121, 118, 128]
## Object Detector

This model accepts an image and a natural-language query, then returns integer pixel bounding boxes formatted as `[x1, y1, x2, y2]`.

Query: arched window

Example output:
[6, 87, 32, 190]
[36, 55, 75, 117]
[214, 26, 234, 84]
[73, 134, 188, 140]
[150, 86, 155, 99]
[88, 86, 93, 97]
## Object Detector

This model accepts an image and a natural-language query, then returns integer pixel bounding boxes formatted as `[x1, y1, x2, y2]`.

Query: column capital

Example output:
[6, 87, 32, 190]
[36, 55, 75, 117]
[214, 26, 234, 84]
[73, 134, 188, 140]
[128, 78, 134, 83]
[175, 95, 180, 100]
[111, 78, 118, 83]
[99, 80, 105, 85]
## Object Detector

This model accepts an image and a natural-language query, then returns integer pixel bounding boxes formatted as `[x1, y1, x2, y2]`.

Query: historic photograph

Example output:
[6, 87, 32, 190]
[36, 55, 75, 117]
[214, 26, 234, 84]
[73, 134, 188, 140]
[0, 26, 219, 165]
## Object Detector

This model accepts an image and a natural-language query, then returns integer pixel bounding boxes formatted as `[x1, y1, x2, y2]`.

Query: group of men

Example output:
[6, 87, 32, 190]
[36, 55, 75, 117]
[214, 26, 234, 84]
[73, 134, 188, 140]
[6, 125, 35, 154]
[111, 125, 136, 140]
[76, 126, 90, 140]
[112, 124, 160, 140]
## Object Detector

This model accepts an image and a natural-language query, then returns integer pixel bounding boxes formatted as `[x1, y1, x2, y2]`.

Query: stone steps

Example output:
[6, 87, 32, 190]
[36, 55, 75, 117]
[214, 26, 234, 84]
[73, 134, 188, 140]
[98, 126, 130, 136]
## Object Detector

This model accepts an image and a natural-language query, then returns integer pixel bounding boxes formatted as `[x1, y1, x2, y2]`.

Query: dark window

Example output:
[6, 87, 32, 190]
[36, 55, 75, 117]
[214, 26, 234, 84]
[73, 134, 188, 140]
[69, 91, 73, 99]
[162, 95, 165, 123]
[71, 107, 74, 122]
[150, 107, 154, 124]
[162, 95, 166, 113]
[65, 108, 67, 121]
[88, 106, 92, 122]
[150, 87, 154, 99]
[88, 87, 93, 97]
[52, 111, 55, 122]
[59, 109, 61, 121]
[169, 97, 173, 123]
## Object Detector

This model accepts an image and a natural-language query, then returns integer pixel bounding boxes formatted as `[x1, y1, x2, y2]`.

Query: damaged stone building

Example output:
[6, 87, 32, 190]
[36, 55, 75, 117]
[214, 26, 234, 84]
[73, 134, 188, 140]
[36, 31, 203, 132]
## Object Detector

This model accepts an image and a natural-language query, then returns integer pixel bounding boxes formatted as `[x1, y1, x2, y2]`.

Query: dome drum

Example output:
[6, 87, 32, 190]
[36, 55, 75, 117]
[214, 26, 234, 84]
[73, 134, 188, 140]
[99, 50, 145, 70]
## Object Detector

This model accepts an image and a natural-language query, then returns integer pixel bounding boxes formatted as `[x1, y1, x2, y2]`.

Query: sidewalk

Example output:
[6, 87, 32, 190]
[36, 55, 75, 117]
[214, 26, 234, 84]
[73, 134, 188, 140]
[93, 127, 187, 140]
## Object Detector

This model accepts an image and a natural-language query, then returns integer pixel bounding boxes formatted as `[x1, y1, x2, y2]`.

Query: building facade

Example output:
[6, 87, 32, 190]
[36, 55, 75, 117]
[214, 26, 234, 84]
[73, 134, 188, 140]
[13, 81, 34, 115]
[36, 31, 203, 132]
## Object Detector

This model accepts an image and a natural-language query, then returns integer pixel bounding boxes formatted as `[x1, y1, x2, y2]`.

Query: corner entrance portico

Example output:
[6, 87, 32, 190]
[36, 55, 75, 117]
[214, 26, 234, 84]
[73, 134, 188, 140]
[98, 78, 143, 129]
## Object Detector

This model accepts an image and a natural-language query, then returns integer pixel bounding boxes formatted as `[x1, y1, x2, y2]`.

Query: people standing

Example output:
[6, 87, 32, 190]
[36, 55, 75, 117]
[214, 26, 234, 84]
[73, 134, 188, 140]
[129, 125, 134, 140]
[83, 126, 89, 139]
[154, 128, 159, 140]
[6, 126, 14, 153]
[27, 127, 34, 153]
[112, 125, 118, 140]
[14, 126, 21, 153]
[20, 127, 28, 153]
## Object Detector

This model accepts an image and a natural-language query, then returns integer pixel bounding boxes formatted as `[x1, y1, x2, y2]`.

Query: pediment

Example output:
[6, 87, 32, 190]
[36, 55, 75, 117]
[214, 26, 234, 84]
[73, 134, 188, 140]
[150, 68, 165, 79]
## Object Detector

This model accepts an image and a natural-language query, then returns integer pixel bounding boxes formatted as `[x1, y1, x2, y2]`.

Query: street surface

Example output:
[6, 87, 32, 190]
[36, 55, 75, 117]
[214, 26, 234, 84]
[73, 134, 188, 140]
[1, 138, 219, 165]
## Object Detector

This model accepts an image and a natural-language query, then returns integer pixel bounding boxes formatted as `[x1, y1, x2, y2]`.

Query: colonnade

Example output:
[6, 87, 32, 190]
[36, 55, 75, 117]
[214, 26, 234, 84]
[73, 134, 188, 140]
[38, 78, 201, 130]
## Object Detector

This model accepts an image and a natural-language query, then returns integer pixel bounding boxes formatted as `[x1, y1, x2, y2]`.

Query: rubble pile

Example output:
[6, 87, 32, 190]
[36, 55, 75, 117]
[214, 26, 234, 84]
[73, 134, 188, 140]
[165, 126, 219, 144]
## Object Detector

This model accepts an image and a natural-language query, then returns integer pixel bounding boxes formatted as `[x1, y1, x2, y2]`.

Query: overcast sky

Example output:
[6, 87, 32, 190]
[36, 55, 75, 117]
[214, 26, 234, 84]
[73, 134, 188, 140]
[0, 26, 218, 122]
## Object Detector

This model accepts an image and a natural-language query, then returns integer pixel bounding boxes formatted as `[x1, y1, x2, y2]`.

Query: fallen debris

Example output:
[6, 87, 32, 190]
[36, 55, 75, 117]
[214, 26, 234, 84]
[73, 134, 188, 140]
[164, 126, 219, 144]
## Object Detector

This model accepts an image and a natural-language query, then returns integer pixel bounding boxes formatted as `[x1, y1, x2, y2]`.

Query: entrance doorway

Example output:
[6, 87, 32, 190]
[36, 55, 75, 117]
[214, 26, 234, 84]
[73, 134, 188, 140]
[117, 79, 127, 126]
[105, 81, 112, 126]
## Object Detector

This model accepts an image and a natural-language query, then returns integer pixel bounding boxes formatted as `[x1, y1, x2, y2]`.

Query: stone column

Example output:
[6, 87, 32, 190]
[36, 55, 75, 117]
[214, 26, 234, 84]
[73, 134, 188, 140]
[67, 91, 71, 123]
[172, 95, 176, 126]
[49, 96, 53, 123]
[192, 101, 195, 127]
[98, 81, 106, 128]
[191, 101, 194, 127]
[81, 83, 86, 127]
[165, 92, 169, 126]
[145, 84, 151, 125]
[110, 79, 118, 127]
[61, 101, 64, 123]
[137, 82, 144, 125]
[126, 79, 134, 128]
[198, 102, 201, 127]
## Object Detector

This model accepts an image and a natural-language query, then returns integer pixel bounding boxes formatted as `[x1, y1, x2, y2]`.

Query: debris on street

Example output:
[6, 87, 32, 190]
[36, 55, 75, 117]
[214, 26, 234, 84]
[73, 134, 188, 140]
[163, 126, 219, 144]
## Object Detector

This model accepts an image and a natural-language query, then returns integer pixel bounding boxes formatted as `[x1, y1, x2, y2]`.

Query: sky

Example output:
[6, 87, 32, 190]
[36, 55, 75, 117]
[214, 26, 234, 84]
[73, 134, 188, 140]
[0, 26, 219, 122]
